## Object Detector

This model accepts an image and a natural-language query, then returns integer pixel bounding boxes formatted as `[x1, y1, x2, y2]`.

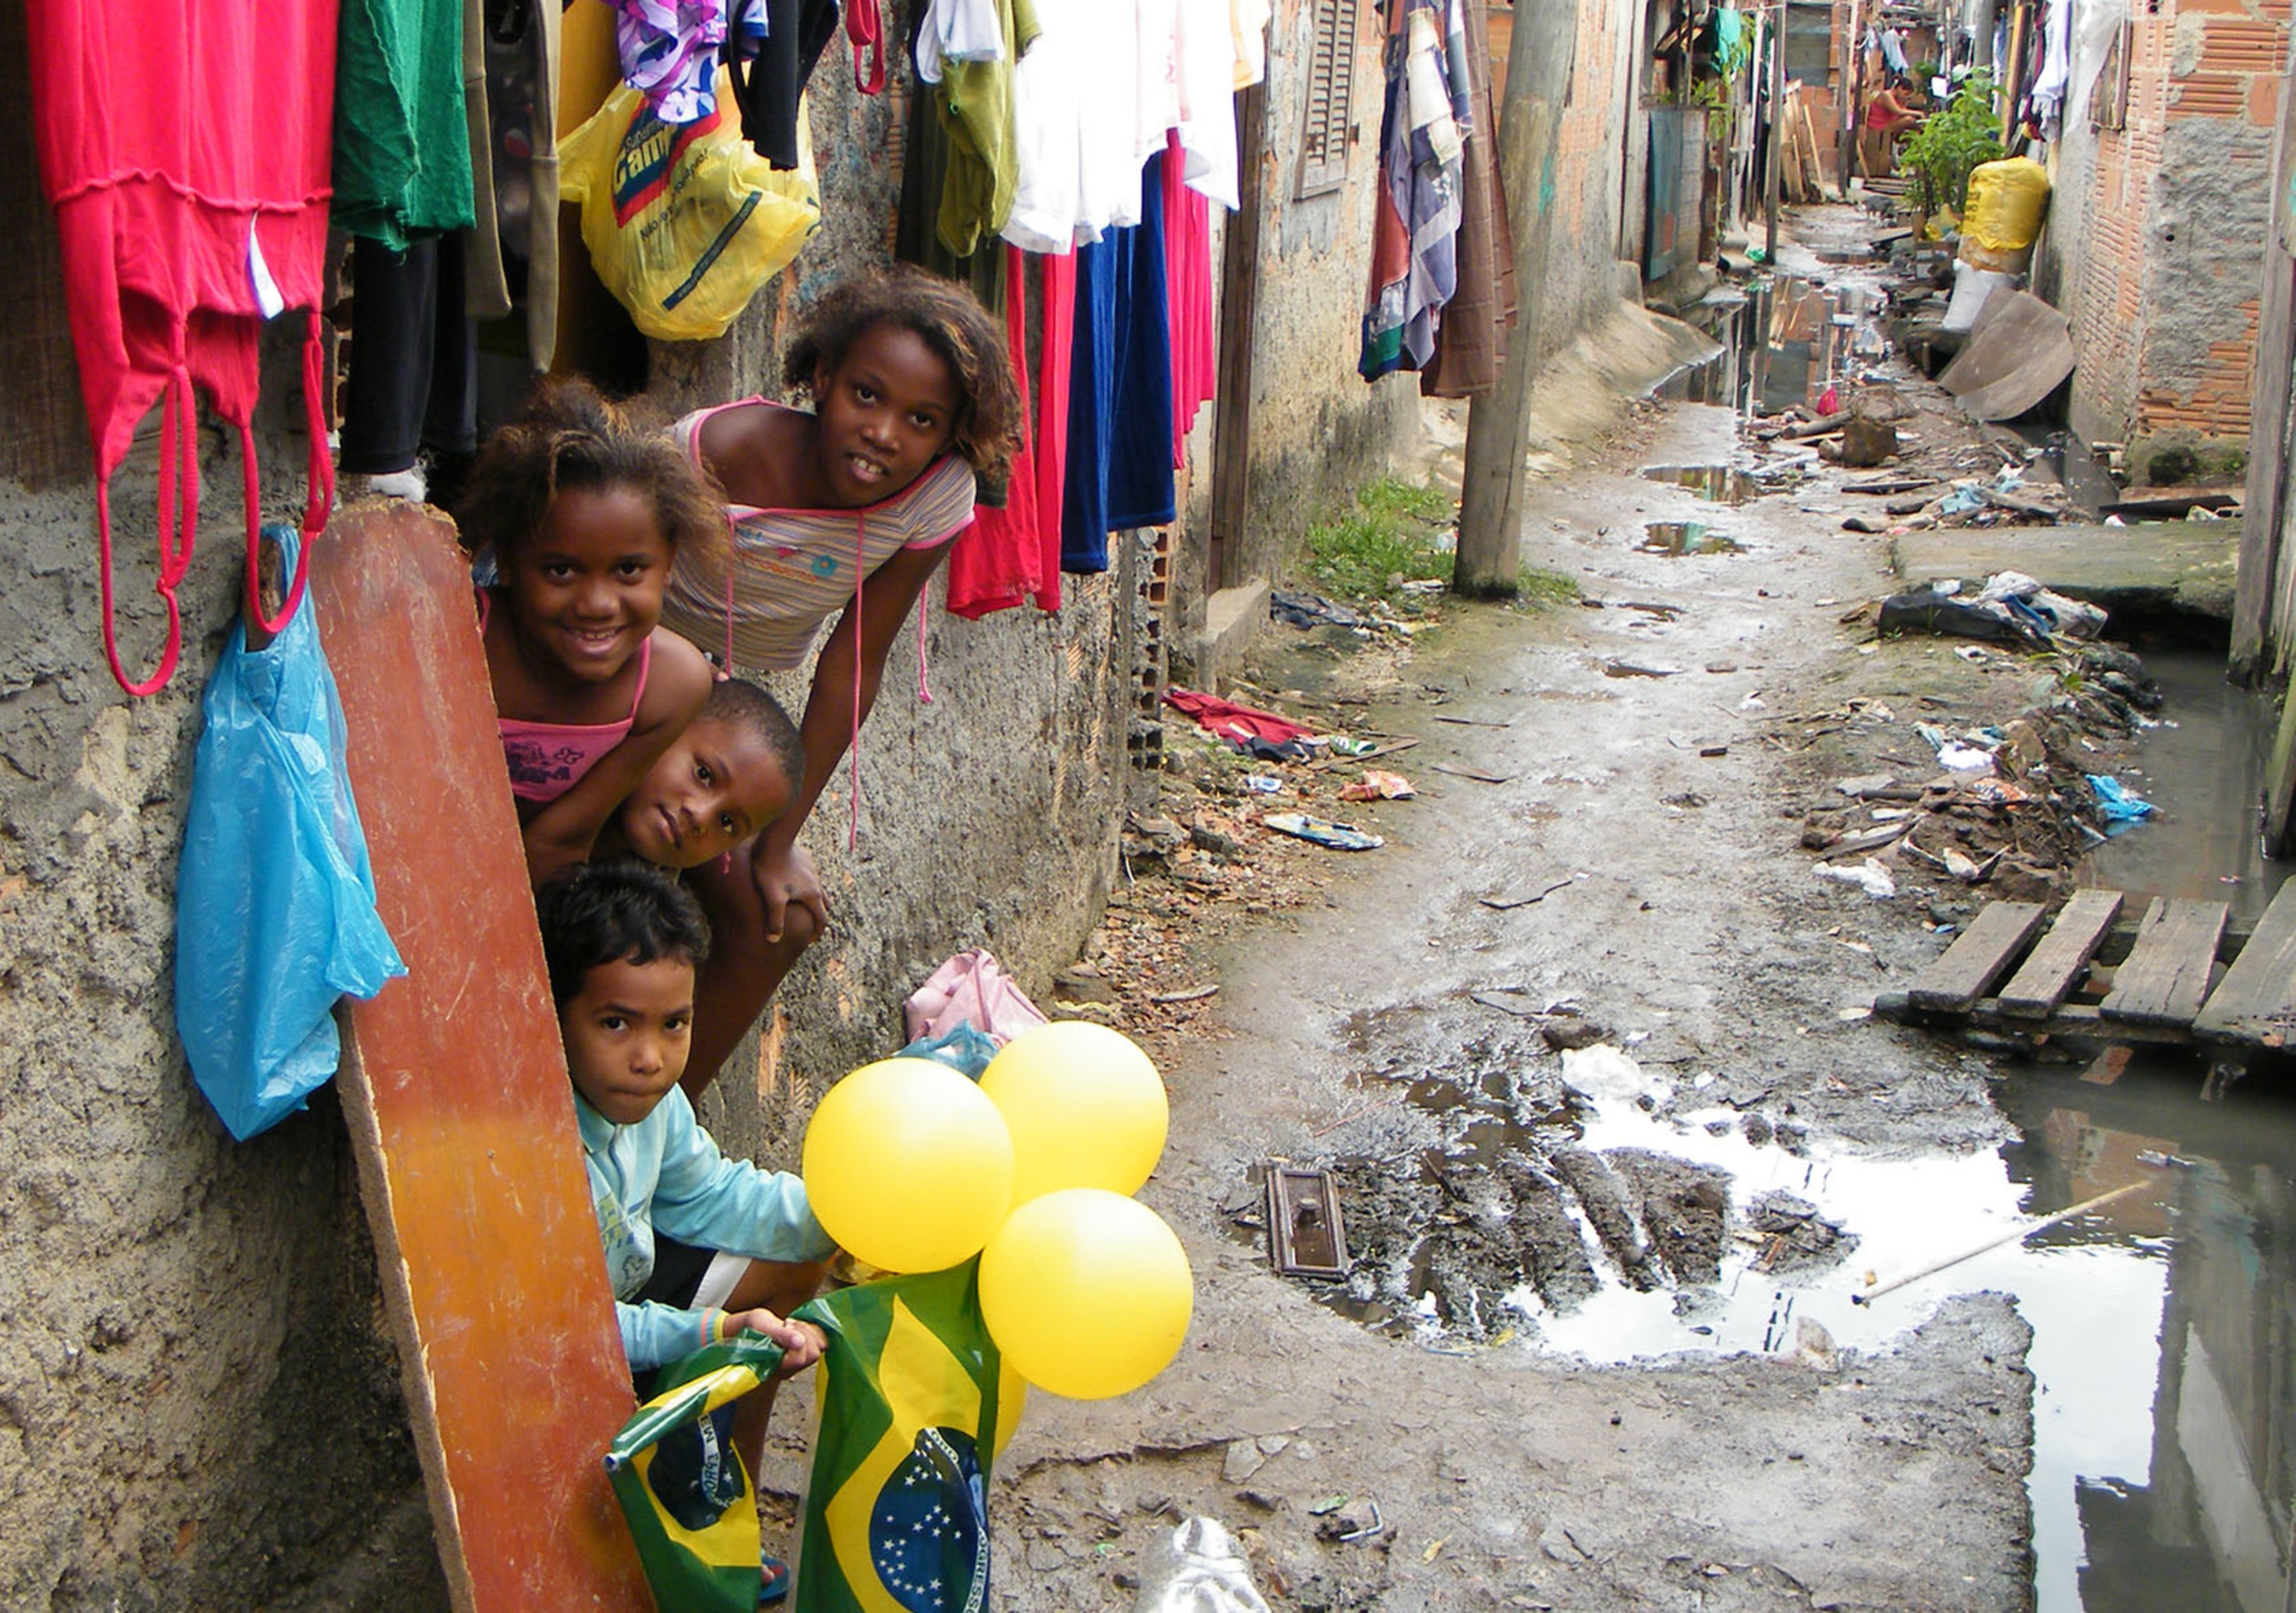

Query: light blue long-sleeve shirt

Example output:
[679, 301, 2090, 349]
[576, 1087, 835, 1372]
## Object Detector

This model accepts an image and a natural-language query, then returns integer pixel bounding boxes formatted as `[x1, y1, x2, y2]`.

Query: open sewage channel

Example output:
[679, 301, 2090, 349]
[1246, 260, 2296, 1610]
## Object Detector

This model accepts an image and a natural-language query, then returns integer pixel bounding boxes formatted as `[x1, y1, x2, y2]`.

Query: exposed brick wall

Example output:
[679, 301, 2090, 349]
[2065, 0, 2286, 451]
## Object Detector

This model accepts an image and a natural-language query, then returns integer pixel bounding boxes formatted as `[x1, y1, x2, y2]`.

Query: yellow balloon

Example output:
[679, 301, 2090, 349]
[980, 1021, 1168, 1207]
[978, 1189, 1193, 1399]
[800, 1057, 1014, 1273]
[991, 1358, 1027, 1457]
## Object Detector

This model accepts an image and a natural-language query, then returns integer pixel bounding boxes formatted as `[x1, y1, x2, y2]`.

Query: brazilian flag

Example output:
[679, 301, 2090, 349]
[605, 1332, 786, 1613]
[792, 1263, 1006, 1611]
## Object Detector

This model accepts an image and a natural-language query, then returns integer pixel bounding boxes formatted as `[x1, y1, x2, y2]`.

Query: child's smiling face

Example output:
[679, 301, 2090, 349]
[811, 321, 962, 506]
[562, 953, 696, 1126]
[613, 716, 795, 868]
[501, 485, 673, 684]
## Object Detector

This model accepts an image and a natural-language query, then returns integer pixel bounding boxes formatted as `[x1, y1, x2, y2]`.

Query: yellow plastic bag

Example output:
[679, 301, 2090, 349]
[1963, 157, 2051, 256]
[560, 71, 819, 341]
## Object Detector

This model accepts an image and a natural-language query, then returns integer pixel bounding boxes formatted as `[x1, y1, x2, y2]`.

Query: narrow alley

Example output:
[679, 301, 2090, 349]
[12, 2, 2296, 1612]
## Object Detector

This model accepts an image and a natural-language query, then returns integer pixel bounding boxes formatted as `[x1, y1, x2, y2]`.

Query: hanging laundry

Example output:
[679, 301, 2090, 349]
[930, 0, 1043, 256]
[612, 0, 731, 123]
[1231, 0, 1273, 89]
[846, 0, 890, 92]
[466, 0, 565, 371]
[1162, 133, 1218, 459]
[1063, 153, 1176, 572]
[1172, 0, 1241, 209]
[947, 245, 1051, 619]
[1361, 0, 1467, 382]
[338, 235, 478, 487]
[336, 0, 478, 245]
[1422, 0, 1516, 398]
[916, 0, 1012, 80]
[26, 0, 339, 696]
[1031, 251, 1077, 608]
[726, 0, 841, 170]
[1004, 0, 1090, 252]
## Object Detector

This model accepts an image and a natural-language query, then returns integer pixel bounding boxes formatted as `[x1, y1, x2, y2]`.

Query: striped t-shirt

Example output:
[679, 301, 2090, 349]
[661, 398, 979, 671]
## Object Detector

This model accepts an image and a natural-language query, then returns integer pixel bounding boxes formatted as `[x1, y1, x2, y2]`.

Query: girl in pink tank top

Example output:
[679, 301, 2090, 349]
[455, 381, 725, 885]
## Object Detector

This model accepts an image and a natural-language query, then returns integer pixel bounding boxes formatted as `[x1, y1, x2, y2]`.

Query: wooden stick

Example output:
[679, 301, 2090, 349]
[1851, 1179, 2153, 1304]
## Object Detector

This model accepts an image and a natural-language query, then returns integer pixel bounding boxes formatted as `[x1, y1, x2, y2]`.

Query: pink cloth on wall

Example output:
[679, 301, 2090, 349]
[1162, 129, 1217, 465]
[947, 245, 1048, 619]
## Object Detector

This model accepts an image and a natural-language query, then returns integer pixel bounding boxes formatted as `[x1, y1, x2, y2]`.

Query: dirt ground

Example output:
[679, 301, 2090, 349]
[744, 239, 2156, 1606]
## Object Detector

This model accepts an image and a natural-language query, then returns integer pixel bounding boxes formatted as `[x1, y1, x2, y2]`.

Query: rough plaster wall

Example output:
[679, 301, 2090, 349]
[1, 47, 1125, 1613]
[0, 382, 437, 1610]
[1225, 0, 1425, 587]
[2139, 118, 2274, 401]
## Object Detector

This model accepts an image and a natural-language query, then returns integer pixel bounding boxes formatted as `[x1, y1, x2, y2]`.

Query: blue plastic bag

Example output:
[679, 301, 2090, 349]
[175, 528, 405, 1139]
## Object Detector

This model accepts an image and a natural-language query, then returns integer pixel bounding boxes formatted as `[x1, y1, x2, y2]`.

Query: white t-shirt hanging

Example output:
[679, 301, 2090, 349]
[1175, 0, 1239, 208]
[1136, 0, 1181, 165]
[1076, 0, 1147, 234]
[915, 0, 1006, 84]
[1005, 0, 1085, 251]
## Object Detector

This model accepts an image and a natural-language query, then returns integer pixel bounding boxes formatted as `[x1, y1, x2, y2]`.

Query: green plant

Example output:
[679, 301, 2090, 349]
[1303, 479, 1456, 600]
[1898, 71, 2003, 216]
[1517, 565, 1581, 606]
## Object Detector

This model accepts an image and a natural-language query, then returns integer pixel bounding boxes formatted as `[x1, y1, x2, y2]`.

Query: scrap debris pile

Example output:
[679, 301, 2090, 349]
[1790, 638, 2162, 905]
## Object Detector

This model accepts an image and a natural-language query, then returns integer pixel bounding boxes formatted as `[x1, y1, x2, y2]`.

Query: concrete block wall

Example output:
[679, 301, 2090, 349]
[2064, 0, 2287, 469]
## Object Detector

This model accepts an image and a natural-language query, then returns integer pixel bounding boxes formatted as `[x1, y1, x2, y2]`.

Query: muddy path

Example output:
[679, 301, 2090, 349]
[937, 396, 2060, 1610]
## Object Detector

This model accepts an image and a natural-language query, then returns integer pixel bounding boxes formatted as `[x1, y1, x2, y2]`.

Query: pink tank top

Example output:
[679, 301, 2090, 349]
[477, 589, 654, 804]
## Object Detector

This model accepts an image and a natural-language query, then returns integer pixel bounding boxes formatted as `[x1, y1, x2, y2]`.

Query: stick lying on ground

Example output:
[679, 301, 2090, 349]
[1851, 1178, 2153, 1305]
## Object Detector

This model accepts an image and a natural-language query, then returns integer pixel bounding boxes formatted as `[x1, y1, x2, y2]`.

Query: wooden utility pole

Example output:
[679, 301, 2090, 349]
[1452, 0, 1586, 596]
[1765, 0, 1786, 261]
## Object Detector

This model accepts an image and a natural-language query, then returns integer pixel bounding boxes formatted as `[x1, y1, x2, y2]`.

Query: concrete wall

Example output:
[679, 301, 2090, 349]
[0, 37, 1128, 1612]
[2051, 0, 2288, 476]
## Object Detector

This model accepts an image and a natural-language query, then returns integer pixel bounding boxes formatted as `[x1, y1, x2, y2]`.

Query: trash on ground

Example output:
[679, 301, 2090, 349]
[1244, 774, 1284, 794]
[2087, 773, 2156, 828]
[1814, 858, 1898, 899]
[1266, 1166, 1350, 1278]
[1133, 1517, 1274, 1613]
[1339, 769, 1416, 801]
[1164, 687, 1314, 747]
[1261, 811, 1384, 850]
[1269, 589, 1370, 630]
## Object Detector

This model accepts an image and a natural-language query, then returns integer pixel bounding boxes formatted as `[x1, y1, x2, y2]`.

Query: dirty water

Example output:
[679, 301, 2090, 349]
[1656, 273, 1886, 418]
[2081, 644, 2291, 928]
[1637, 520, 1745, 556]
[1256, 635, 2296, 1610]
[1639, 462, 1803, 503]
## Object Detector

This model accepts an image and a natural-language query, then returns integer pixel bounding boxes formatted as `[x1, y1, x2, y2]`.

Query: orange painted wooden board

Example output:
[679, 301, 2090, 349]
[314, 502, 651, 1611]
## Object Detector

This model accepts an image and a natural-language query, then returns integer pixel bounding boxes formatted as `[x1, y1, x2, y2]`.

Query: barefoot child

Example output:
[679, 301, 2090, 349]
[458, 381, 722, 884]
[657, 265, 1025, 1089]
[536, 861, 831, 1603]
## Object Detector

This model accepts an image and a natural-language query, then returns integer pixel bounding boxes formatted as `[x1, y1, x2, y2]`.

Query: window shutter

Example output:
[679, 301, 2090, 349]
[1295, 0, 1361, 198]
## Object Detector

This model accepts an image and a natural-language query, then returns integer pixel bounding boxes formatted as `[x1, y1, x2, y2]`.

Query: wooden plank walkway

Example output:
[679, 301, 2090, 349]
[1876, 884, 2296, 1053]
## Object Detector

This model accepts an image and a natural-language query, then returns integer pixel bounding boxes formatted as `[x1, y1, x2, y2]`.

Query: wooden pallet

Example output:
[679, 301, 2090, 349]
[1876, 884, 2296, 1053]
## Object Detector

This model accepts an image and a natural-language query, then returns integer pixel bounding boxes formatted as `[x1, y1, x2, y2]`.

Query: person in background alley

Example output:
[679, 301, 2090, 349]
[1861, 75, 1926, 180]
[658, 264, 1024, 1092]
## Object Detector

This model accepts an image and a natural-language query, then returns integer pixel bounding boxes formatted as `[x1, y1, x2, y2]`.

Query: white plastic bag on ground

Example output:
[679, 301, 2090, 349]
[1134, 1517, 1272, 1613]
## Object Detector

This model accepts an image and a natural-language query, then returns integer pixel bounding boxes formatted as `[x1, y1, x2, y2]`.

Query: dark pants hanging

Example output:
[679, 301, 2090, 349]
[338, 234, 478, 476]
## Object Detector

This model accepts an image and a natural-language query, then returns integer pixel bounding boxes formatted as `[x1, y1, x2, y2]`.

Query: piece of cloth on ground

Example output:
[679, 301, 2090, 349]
[1162, 686, 1312, 745]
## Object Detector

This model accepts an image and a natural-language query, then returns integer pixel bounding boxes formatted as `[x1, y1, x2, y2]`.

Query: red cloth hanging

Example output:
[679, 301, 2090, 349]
[1031, 251, 1078, 614]
[947, 245, 1047, 619]
[848, 0, 888, 93]
[26, 1, 337, 696]
[1162, 130, 1217, 466]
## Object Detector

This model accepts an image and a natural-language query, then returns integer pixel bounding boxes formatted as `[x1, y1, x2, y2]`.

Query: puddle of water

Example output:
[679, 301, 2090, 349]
[2081, 644, 2290, 928]
[1639, 521, 1746, 556]
[1657, 274, 1888, 418]
[1638, 464, 1797, 504]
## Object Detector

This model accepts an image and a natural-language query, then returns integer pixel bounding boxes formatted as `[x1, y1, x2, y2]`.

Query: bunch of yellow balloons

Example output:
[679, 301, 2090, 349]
[800, 1020, 1193, 1401]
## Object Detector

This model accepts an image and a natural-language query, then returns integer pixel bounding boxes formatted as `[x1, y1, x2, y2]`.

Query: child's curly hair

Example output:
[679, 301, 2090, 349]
[782, 265, 1023, 489]
[454, 378, 726, 573]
